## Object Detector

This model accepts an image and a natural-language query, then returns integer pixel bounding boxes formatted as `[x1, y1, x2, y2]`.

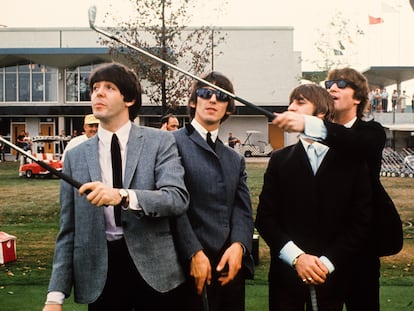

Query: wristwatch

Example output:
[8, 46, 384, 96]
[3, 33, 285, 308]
[119, 189, 129, 208]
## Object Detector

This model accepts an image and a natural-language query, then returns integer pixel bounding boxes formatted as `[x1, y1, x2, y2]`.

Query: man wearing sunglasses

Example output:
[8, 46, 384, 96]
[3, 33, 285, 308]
[172, 71, 254, 311]
[272, 67, 403, 310]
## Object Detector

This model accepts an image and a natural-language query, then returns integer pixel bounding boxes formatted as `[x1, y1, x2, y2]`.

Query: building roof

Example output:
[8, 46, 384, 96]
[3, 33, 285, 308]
[0, 47, 113, 68]
[303, 66, 414, 88]
[361, 66, 414, 87]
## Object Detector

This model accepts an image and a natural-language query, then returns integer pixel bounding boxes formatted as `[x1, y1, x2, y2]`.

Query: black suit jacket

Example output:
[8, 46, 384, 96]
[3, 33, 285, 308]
[255, 141, 373, 289]
[324, 119, 403, 256]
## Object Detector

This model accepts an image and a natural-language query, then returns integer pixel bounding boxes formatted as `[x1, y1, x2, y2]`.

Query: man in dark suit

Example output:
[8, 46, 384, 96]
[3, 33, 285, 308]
[272, 68, 403, 310]
[256, 84, 374, 310]
[172, 71, 254, 311]
[43, 62, 189, 311]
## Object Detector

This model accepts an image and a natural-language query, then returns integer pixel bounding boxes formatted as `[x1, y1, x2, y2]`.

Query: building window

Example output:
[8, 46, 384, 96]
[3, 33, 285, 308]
[5, 66, 17, 101]
[65, 64, 96, 102]
[0, 64, 57, 102]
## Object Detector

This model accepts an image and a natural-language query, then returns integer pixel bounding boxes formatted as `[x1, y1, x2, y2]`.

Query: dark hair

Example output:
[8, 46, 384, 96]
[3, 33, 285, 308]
[187, 71, 235, 123]
[326, 67, 369, 119]
[289, 84, 335, 121]
[89, 62, 142, 121]
[161, 113, 176, 125]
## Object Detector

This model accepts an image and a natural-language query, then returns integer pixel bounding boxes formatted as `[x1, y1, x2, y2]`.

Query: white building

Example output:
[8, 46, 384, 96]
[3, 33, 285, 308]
[0, 26, 301, 156]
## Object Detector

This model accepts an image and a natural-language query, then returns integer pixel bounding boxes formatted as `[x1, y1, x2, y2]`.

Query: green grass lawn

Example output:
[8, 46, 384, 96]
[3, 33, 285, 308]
[1, 160, 414, 310]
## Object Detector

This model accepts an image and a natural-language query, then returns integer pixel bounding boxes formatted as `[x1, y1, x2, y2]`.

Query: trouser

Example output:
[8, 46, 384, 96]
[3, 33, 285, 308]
[88, 238, 185, 311]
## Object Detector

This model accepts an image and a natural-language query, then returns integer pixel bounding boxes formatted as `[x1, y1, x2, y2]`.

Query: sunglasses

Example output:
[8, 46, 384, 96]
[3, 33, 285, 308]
[196, 88, 231, 102]
[324, 79, 356, 90]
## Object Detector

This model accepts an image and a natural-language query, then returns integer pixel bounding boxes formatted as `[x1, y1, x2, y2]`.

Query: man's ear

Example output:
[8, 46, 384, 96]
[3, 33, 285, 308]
[125, 100, 135, 107]
[189, 101, 196, 108]
[316, 112, 325, 119]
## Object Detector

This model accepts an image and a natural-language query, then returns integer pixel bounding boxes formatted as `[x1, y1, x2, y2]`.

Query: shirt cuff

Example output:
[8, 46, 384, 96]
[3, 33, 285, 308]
[279, 241, 304, 266]
[319, 256, 335, 273]
[303, 115, 327, 141]
[46, 291, 65, 304]
[125, 189, 139, 210]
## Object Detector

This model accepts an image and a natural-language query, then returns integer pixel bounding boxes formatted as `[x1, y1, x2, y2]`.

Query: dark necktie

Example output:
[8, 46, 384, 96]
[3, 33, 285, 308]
[111, 133, 122, 226]
[206, 132, 216, 151]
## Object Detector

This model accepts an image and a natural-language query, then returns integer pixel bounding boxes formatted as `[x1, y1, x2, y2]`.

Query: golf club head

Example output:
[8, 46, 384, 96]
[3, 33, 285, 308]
[88, 6, 97, 29]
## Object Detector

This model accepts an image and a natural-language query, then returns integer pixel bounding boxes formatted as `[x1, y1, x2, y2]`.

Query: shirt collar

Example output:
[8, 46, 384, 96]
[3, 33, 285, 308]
[97, 121, 132, 150]
[191, 119, 219, 142]
[300, 137, 328, 157]
[344, 116, 357, 128]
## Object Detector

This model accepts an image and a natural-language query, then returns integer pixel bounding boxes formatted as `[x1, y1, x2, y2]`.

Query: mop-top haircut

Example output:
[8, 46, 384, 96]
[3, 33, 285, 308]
[188, 71, 235, 123]
[89, 62, 142, 121]
[289, 83, 335, 121]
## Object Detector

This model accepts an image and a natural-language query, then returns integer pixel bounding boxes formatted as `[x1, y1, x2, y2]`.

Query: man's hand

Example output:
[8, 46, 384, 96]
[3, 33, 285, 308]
[79, 181, 122, 207]
[294, 253, 329, 285]
[42, 304, 62, 311]
[216, 242, 243, 286]
[272, 111, 306, 133]
[190, 250, 212, 295]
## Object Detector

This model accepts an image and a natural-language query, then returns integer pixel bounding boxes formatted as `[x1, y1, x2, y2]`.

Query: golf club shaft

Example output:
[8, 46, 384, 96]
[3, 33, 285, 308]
[88, 6, 275, 120]
[0, 136, 83, 189]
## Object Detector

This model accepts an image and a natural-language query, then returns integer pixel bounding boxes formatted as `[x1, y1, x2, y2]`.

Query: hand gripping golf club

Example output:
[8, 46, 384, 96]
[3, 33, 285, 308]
[88, 6, 275, 121]
[0, 136, 85, 191]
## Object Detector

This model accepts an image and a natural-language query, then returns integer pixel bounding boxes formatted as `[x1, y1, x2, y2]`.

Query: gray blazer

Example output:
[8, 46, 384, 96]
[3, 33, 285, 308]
[47, 124, 189, 303]
[173, 125, 254, 277]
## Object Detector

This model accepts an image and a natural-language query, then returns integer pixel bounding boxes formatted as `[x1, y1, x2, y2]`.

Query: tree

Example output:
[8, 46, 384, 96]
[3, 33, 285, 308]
[100, 0, 226, 114]
[304, 11, 364, 84]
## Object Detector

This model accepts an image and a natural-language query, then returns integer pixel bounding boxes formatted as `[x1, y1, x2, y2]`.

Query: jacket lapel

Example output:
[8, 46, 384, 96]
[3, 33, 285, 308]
[124, 125, 144, 188]
[84, 136, 102, 182]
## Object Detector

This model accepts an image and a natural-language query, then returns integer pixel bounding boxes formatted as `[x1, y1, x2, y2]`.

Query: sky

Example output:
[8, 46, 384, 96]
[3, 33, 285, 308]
[1, 0, 414, 74]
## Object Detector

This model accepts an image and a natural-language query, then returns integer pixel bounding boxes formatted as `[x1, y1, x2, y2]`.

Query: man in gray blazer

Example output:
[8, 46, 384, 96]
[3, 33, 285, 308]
[173, 71, 254, 311]
[43, 62, 189, 311]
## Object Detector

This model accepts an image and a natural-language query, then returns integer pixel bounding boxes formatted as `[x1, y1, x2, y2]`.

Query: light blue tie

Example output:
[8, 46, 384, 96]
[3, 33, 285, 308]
[307, 144, 319, 175]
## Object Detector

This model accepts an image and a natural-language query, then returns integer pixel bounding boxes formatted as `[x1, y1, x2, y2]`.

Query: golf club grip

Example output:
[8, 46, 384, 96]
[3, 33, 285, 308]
[202, 284, 209, 311]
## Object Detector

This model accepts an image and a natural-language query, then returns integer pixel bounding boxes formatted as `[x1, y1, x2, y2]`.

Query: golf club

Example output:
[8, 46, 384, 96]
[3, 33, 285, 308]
[0, 136, 84, 190]
[88, 5, 275, 121]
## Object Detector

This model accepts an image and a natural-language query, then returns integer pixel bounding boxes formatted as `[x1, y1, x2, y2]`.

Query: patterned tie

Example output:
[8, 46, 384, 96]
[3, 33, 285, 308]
[307, 144, 318, 175]
[111, 134, 122, 226]
[206, 132, 216, 151]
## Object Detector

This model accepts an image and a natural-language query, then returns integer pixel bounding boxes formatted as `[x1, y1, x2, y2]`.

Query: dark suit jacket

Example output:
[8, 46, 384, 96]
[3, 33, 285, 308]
[172, 124, 254, 277]
[47, 124, 189, 303]
[255, 141, 373, 290]
[324, 119, 403, 256]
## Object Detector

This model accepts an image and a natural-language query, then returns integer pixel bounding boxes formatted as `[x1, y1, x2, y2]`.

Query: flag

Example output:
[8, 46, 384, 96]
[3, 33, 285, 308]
[368, 15, 384, 24]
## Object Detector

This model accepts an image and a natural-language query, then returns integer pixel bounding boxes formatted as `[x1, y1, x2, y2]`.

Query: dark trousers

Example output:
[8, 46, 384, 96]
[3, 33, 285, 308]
[268, 281, 344, 311]
[182, 269, 245, 311]
[345, 255, 380, 311]
[88, 238, 185, 311]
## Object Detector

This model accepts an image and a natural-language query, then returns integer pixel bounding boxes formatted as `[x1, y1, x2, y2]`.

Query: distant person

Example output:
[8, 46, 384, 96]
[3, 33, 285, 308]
[391, 89, 398, 111]
[381, 88, 388, 112]
[0, 133, 6, 162]
[15, 130, 28, 161]
[398, 90, 408, 113]
[61, 114, 100, 162]
[412, 93, 414, 113]
[227, 132, 240, 148]
[160, 113, 179, 131]
[59, 130, 69, 154]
